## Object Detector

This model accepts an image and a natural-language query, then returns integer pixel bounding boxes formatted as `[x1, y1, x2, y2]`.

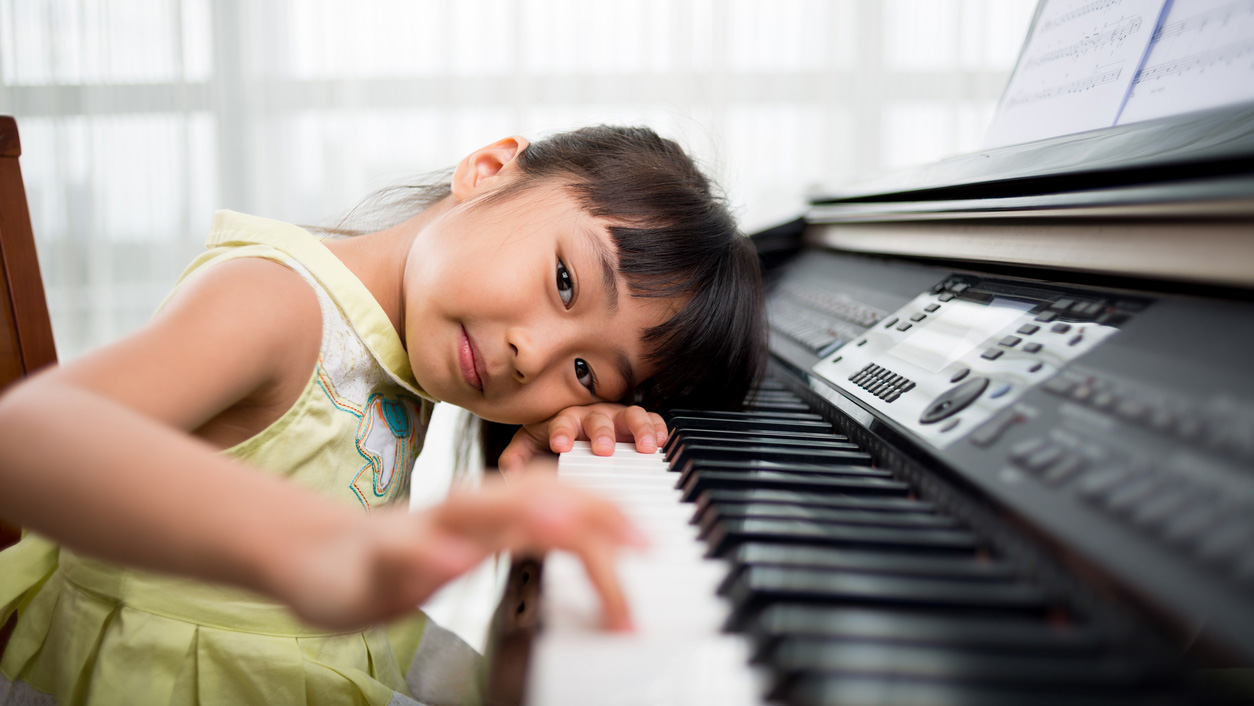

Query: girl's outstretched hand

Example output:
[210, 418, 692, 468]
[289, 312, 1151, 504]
[273, 471, 646, 632]
[498, 403, 669, 475]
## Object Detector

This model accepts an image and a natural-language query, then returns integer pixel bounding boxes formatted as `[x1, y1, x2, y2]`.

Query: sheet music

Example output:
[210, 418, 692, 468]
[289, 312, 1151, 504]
[985, 0, 1169, 148]
[1118, 0, 1254, 123]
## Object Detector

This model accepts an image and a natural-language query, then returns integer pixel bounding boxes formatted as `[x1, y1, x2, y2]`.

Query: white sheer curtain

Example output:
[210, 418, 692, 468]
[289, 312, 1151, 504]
[1, 0, 1035, 361]
[1, 0, 1037, 651]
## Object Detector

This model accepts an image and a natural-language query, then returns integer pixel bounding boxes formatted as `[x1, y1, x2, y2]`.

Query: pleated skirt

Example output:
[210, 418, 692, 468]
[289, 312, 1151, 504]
[0, 536, 428, 706]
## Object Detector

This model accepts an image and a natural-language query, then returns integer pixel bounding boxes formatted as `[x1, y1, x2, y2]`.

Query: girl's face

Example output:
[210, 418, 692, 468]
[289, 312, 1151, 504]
[401, 179, 678, 424]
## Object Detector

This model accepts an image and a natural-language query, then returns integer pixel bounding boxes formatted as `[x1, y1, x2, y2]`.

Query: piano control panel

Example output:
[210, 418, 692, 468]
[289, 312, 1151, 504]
[763, 250, 1254, 667]
[810, 275, 1135, 449]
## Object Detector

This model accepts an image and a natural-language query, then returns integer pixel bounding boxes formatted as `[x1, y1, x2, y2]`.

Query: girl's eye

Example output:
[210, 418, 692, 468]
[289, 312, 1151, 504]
[574, 358, 596, 394]
[556, 259, 574, 308]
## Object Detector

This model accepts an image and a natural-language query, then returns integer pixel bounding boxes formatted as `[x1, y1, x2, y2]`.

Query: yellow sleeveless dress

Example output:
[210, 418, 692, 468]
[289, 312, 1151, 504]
[0, 211, 450, 706]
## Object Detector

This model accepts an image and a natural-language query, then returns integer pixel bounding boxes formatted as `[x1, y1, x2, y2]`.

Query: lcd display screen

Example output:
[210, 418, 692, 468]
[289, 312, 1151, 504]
[887, 299, 1028, 373]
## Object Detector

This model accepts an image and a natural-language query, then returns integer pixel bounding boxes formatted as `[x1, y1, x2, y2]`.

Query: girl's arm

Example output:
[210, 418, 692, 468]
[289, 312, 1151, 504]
[0, 258, 639, 629]
[0, 257, 326, 590]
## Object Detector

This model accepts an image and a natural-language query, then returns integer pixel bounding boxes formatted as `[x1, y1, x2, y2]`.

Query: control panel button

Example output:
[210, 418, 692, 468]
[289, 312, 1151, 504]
[968, 409, 1021, 447]
[950, 367, 970, 383]
[1051, 323, 1072, 334]
[1042, 453, 1088, 486]
[1023, 342, 1043, 353]
[1043, 377, 1077, 395]
[980, 348, 1004, 361]
[1020, 444, 1066, 474]
[999, 335, 1021, 348]
[919, 376, 990, 425]
[1017, 324, 1040, 335]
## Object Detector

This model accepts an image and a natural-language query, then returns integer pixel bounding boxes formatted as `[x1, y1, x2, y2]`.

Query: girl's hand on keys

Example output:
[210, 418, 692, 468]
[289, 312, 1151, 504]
[498, 402, 668, 475]
[276, 471, 647, 632]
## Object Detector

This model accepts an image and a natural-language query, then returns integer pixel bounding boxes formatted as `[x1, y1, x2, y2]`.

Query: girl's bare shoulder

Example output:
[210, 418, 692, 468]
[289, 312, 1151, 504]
[49, 256, 323, 433]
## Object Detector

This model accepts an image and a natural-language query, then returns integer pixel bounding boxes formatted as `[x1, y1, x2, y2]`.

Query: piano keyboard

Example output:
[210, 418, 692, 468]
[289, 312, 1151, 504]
[527, 378, 1200, 706]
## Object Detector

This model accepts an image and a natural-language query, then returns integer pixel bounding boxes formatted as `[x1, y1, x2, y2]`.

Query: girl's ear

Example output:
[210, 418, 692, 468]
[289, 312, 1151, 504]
[450, 136, 531, 202]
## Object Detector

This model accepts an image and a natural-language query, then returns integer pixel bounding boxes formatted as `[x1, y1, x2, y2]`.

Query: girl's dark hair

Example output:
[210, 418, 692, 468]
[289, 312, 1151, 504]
[325, 125, 766, 413]
[502, 126, 766, 412]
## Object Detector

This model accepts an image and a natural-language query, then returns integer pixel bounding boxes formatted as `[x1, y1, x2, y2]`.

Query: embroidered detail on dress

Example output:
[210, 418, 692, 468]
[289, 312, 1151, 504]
[351, 393, 422, 508]
[316, 362, 420, 509]
[316, 363, 365, 416]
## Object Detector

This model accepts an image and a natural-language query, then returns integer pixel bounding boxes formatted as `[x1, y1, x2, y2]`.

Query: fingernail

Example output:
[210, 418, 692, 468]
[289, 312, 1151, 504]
[656, 431, 667, 445]
[594, 436, 614, 453]
[640, 436, 656, 452]
[552, 434, 570, 450]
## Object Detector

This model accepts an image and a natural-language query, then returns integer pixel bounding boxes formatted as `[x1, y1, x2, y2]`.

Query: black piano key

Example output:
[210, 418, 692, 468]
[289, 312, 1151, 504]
[705, 518, 980, 558]
[677, 459, 889, 492]
[663, 434, 861, 463]
[724, 567, 1048, 630]
[741, 399, 814, 413]
[745, 387, 800, 398]
[665, 408, 826, 423]
[693, 489, 931, 518]
[769, 639, 1156, 690]
[662, 427, 848, 455]
[667, 414, 833, 434]
[670, 443, 873, 471]
[744, 391, 805, 405]
[782, 674, 1166, 706]
[680, 469, 909, 502]
[698, 503, 958, 540]
[722, 544, 1013, 594]
[749, 605, 1102, 658]
[674, 448, 875, 482]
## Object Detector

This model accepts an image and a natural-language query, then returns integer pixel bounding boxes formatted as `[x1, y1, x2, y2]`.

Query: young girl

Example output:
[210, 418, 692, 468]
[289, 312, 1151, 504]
[0, 125, 765, 705]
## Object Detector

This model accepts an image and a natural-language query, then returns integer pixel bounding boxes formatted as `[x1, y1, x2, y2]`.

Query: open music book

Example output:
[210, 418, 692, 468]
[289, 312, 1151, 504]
[985, 0, 1254, 147]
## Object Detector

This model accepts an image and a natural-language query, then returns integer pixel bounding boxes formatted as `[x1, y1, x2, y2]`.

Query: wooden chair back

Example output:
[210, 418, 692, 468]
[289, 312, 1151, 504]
[0, 116, 58, 549]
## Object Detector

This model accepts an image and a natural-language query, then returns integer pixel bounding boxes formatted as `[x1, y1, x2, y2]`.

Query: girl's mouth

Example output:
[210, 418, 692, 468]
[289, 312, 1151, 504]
[458, 326, 485, 392]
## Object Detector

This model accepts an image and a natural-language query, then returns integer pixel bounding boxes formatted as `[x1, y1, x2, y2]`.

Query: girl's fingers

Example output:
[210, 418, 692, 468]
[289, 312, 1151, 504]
[433, 476, 643, 631]
[619, 405, 659, 453]
[547, 413, 581, 453]
[571, 536, 633, 631]
[582, 411, 617, 455]
[438, 476, 641, 549]
[498, 428, 549, 476]
[649, 412, 669, 447]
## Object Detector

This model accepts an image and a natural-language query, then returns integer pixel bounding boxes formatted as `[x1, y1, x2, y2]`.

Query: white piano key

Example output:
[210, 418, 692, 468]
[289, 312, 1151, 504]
[525, 442, 769, 706]
[528, 633, 768, 706]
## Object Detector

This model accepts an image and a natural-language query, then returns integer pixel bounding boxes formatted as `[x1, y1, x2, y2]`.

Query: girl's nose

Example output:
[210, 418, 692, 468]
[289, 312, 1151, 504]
[507, 325, 566, 384]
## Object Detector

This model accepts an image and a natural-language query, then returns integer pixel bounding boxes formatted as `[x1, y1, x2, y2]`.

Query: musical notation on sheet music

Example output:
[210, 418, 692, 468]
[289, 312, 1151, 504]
[1118, 0, 1254, 123]
[985, 0, 1166, 148]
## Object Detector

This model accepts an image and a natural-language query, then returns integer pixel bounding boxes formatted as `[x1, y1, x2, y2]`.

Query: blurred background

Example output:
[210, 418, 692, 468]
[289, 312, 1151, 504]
[0, 0, 1036, 361]
[0, 0, 1038, 649]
